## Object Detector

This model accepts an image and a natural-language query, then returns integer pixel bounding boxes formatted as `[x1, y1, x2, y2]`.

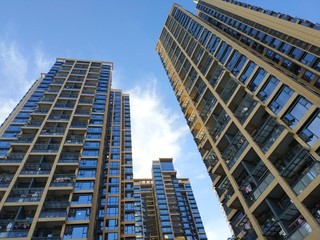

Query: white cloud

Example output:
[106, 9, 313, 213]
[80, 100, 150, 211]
[0, 40, 52, 124]
[129, 75, 189, 178]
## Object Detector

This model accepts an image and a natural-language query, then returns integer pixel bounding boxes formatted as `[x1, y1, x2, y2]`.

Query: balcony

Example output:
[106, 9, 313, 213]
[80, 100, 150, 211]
[218, 78, 238, 103]
[222, 134, 248, 169]
[34, 108, 50, 114]
[203, 149, 218, 171]
[48, 114, 70, 121]
[0, 175, 13, 188]
[32, 236, 61, 240]
[82, 90, 95, 95]
[50, 174, 75, 187]
[54, 103, 75, 109]
[70, 122, 87, 129]
[59, 93, 78, 99]
[65, 135, 84, 144]
[40, 98, 55, 103]
[39, 210, 67, 219]
[286, 221, 312, 240]
[2, 152, 25, 163]
[15, 134, 35, 143]
[32, 143, 60, 153]
[20, 163, 53, 175]
[7, 188, 43, 202]
[0, 220, 31, 238]
[41, 128, 65, 135]
[233, 94, 256, 124]
[292, 161, 320, 195]
[209, 110, 230, 141]
[253, 116, 284, 153]
[25, 120, 42, 127]
[58, 153, 80, 163]
[246, 172, 274, 206]
[74, 109, 91, 116]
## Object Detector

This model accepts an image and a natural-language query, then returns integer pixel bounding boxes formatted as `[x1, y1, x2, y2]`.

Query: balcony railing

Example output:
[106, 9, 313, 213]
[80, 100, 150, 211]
[2, 153, 25, 162]
[39, 211, 67, 219]
[58, 153, 80, 163]
[253, 116, 284, 153]
[287, 220, 312, 240]
[25, 121, 42, 127]
[75, 110, 91, 115]
[48, 114, 70, 121]
[70, 122, 87, 128]
[65, 135, 84, 144]
[0, 175, 13, 188]
[41, 128, 65, 135]
[50, 174, 75, 187]
[32, 237, 62, 240]
[246, 172, 274, 205]
[292, 162, 320, 195]
[7, 188, 43, 202]
[32, 144, 60, 152]
[15, 134, 35, 143]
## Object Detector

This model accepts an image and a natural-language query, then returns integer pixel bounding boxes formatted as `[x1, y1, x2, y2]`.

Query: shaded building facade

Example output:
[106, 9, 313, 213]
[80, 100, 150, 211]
[134, 158, 207, 240]
[0, 58, 134, 239]
[157, 0, 320, 239]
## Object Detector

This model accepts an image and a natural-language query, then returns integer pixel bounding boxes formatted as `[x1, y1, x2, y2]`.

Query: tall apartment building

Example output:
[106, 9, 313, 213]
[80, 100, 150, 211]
[0, 58, 134, 240]
[134, 158, 207, 240]
[157, 0, 320, 239]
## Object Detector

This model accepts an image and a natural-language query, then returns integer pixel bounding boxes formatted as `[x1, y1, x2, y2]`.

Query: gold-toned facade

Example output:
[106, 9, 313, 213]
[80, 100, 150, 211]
[134, 158, 207, 240]
[156, 1, 320, 239]
[0, 58, 134, 240]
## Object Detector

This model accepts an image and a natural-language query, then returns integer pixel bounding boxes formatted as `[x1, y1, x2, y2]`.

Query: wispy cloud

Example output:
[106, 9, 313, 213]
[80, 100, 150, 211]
[0, 40, 52, 124]
[129, 74, 189, 178]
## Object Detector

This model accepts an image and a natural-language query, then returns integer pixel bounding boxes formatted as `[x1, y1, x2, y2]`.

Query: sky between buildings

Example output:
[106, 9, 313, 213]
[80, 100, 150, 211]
[0, 0, 319, 239]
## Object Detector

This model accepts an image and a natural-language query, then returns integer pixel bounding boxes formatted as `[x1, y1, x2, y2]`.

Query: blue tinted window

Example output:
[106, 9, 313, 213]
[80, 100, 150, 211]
[240, 61, 256, 83]
[257, 76, 279, 102]
[283, 97, 312, 128]
[248, 68, 266, 92]
[64, 225, 88, 238]
[300, 111, 320, 145]
[269, 85, 294, 114]
[71, 194, 92, 204]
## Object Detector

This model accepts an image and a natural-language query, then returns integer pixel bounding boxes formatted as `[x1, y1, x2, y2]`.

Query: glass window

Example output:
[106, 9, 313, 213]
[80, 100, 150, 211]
[257, 76, 279, 102]
[302, 70, 316, 83]
[124, 225, 135, 234]
[300, 111, 320, 145]
[74, 181, 94, 190]
[106, 233, 118, 240]
[248, 67, 266, 92]
[82, 150, 99, 156]
[107, 196, 119, 205]
[106, 207, 118, 216]
[206, 35, 220, 54]
[64, 225, 88, 239]
[106, 219, 118, 230]
[269, 85, 294, 114]
[71, 194, 92, 204]
[77, 170, 96, 178]
[289, 47, 304, 60]
[68, 208, 90, 220]
[240, 61, 256, 83]
[80, 159, 97, 167]
[283, 97, 312, 128]
[215, 42, 232, 64]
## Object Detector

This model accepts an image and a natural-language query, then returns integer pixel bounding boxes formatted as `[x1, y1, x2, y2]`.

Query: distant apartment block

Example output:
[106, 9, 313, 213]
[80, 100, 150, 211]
[134, 158, 207, 240]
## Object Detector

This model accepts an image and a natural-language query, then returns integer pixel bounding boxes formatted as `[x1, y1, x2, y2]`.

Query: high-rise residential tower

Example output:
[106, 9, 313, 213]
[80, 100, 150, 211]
[0, 58, 134, 240]
[157, 0, 320, 239]
[134, 158, 207, 240]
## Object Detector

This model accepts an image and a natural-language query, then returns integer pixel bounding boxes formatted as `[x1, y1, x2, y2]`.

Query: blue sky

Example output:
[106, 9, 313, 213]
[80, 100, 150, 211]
[0, 1, 319, 239]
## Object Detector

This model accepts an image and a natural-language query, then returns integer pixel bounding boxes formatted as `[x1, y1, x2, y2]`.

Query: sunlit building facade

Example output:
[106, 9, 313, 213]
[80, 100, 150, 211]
[134, 158, 207, 240]
[157, 0, 320, 239]
[0, 58, 134, 240]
